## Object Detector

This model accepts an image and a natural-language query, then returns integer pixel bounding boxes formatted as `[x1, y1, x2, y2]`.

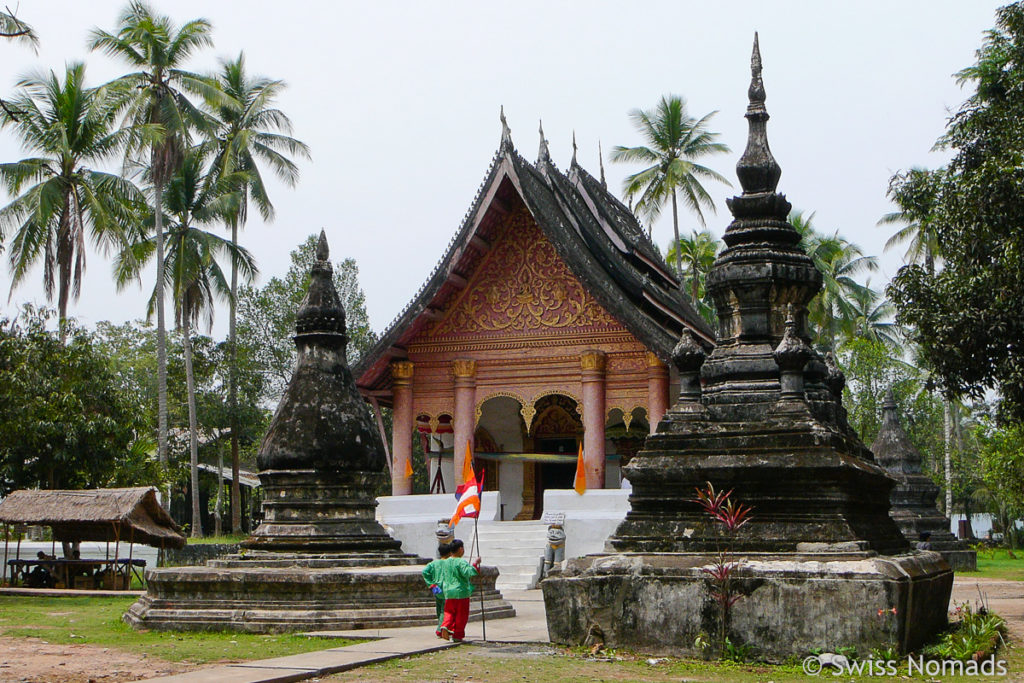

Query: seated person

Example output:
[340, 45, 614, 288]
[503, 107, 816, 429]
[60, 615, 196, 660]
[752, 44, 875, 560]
[25, 552, 55, 588]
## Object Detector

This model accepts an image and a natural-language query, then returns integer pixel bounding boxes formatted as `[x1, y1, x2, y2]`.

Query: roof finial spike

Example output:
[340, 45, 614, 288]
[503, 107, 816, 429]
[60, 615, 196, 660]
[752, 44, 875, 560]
[500, 105, 513, 151]
[571, 131, 578, 166]
[735, 31, 781, 195]
[316, 229, 329, 262]
[537, 119, 550, 163]
[598, 140, 607, 188]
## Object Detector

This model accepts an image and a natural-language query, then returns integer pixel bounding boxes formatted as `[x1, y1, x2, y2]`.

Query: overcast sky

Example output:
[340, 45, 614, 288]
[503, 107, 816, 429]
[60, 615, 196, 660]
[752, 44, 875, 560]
[0, 1, 1006, 337]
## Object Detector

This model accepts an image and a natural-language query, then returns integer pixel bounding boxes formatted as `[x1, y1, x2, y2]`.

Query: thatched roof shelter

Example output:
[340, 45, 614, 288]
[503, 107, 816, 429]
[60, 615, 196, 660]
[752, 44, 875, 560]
[0, 487, 185, 549]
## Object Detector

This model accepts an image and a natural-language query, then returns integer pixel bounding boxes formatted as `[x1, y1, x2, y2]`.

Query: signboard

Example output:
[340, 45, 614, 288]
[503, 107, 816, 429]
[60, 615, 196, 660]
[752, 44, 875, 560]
[540, 511, 565, 525]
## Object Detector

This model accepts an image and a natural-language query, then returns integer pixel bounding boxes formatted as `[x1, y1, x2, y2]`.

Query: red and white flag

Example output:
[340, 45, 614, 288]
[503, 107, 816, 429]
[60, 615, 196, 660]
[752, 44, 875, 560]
[449, 470, 483, 528]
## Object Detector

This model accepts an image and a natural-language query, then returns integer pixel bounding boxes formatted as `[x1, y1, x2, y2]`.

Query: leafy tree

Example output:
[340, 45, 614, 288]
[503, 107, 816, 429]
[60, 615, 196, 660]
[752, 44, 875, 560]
[977, 420, 1024, 548]
[0, 63, 141, 333]
[116, 149, 256, 536]
[90, 0, 220, 483]
[611, 95, 730, 278]
[888, 2, 1024, 421]
[237, 234, 375, 405]
[847, 285, 901, 349]
[0, 306, 154, 495]
[666, 229, 720, 325]
[203, 52, 309, 532]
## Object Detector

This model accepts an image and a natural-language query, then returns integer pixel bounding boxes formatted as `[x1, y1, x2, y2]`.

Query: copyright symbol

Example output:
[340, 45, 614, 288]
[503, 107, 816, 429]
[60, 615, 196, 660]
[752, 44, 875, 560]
[802, 655, 822, 676]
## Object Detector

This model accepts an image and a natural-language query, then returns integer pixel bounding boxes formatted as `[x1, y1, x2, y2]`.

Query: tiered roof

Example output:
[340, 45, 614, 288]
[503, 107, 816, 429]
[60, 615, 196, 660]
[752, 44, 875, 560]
[354, 118, 714, 397]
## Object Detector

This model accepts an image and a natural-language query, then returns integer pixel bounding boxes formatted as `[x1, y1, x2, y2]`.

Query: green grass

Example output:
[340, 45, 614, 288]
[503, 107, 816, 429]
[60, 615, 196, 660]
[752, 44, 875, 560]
[330, 642, 1023, 682]
[963, 547, 1024, 581]
[0, 595, 358, 665]
[183, 534, 248, 545]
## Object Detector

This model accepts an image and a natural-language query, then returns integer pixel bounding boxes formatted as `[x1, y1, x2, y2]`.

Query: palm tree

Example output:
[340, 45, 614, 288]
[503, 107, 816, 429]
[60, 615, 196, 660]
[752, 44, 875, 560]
[790, 210, 878, 350]
[667, 229, 720, 324]
[203, 53, 309, 533]
[611, 95, 730, 277]
[116, 148, 256, 537]
[90, 0, 220, 479]
[0, 63, 141, 333]
[878, 167, 943, 275]
[0, 7, 38, 121]
[847, 284, 901, 348]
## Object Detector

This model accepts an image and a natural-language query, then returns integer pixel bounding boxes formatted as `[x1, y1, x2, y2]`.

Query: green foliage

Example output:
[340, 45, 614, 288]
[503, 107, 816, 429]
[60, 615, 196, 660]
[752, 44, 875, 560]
[667, 229, 720, 324]
[923, 602, 1006, 661]
[0, 63, 143, 325]
[611, 95, 730, 277]
[976, 420, 1024, 548]
[839, 338, 943, 462]
[237, 233, 376, 405]
[887, 3, 1024, 420]
[0, 306, 154, 494]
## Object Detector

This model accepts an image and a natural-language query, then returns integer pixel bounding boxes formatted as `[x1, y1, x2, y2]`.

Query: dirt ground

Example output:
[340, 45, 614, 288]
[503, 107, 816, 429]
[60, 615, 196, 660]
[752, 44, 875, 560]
[0, 576, 1020, 682]
[0, 637, 197, 683]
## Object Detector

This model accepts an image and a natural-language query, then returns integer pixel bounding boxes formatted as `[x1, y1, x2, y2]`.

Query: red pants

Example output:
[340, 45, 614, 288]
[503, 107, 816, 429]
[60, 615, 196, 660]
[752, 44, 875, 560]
[441, 597, 470, 639]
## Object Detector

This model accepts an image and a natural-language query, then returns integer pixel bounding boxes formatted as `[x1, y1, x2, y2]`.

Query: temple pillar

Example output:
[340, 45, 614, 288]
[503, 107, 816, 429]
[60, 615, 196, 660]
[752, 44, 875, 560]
[645, 351, 669, 435]
[390, 361, 414, 495]
[580, 350, 606, 489]
[452, 359, 477, 485]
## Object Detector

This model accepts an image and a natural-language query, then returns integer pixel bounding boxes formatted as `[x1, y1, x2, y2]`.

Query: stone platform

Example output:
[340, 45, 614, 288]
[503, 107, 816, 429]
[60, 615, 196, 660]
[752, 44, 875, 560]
[126, 556, 515, 633]
[542, 549, 952, 662]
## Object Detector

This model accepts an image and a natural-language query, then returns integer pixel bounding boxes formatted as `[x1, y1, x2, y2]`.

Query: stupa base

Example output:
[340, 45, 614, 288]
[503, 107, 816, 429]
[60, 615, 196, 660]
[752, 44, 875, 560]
[542, 550, 951, 662]
[126, 560, 515, 633]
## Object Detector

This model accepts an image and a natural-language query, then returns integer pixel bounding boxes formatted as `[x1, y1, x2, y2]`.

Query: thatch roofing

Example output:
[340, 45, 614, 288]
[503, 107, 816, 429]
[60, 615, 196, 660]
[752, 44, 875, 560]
[0, 487, 185, 549]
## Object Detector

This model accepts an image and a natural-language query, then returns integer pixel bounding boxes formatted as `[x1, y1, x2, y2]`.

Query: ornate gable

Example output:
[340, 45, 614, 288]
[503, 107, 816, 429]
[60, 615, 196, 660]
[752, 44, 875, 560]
[422, 207, 622, 340]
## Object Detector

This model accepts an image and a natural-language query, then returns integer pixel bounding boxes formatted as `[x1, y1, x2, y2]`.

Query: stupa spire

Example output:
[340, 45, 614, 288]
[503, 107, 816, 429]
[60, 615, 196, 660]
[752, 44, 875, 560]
[735, 32, 782, 195]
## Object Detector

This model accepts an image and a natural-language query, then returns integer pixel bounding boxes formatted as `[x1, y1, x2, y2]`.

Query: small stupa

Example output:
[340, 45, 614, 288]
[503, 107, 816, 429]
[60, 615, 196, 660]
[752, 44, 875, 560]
[542, 36, 952, 661]
[872, 390, 976, 570]
[126, 232, 514, 632]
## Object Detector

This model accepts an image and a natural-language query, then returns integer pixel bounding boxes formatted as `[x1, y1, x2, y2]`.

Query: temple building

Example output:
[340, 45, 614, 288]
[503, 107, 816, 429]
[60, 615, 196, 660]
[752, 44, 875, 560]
[354, 117, 712, 519]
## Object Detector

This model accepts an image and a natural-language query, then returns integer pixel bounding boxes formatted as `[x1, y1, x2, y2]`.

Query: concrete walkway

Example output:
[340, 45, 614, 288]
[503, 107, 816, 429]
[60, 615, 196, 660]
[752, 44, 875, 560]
[147, 590, 548, 682]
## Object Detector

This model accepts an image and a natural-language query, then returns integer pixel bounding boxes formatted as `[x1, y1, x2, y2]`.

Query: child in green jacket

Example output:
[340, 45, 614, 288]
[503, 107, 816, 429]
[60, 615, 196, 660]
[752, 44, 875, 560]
[438, 539, 481, 641]
[422, 542, 452, 638]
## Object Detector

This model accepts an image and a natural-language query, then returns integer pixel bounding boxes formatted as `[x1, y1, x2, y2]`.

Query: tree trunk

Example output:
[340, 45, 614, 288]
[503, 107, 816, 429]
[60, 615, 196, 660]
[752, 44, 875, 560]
[229, 220, 241, 533]
[671, 191, 681, 278]
[182, 318, 203, 538]
[215, 444, 223, 537]
[943, 399, 953, 517]
[154, 179, 169, 510]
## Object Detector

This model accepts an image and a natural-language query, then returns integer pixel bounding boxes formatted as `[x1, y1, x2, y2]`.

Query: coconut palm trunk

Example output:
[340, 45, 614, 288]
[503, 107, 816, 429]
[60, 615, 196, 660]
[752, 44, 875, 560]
[154, 179, 169, 482]
[229, 218, 241, 533]
[670, 191, 681, 277]
[943, 400, 953, 517]
[182, 314, 203, 537]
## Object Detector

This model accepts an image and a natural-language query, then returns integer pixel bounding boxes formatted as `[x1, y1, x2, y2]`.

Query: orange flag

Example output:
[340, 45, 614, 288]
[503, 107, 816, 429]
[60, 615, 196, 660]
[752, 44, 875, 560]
[403, 454, 414, 479]
[573, 442, 587, 495]
[460, 442, 475, 485]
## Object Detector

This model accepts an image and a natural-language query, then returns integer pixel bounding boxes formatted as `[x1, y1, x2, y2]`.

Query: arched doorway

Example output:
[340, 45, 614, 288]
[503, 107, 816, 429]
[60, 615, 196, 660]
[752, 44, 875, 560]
[516, 394, 582, 520]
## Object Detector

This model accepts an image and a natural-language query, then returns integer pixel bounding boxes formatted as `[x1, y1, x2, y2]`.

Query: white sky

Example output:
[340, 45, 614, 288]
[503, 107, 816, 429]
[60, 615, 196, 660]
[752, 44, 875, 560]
[0, 1, 1005, 337]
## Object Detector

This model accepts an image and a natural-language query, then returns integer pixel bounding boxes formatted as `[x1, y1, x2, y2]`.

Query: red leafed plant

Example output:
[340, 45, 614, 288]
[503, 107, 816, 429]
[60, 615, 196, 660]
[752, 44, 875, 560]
[691, 481, 753, 656]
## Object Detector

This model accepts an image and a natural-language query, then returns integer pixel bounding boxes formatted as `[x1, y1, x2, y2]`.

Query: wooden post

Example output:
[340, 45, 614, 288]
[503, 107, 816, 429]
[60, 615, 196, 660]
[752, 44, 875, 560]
[3, 523, 8, 585]
[113, 524, 120, 591]
[127, 528, 135, 590]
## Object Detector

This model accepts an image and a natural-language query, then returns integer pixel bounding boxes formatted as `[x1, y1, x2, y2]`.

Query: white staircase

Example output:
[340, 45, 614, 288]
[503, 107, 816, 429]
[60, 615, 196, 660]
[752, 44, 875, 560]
[473, 521, 548, 591]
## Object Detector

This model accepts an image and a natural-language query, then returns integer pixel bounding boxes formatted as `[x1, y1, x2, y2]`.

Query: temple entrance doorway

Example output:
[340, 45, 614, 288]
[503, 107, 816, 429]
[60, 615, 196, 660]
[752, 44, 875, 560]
[515, 394, 582, 520]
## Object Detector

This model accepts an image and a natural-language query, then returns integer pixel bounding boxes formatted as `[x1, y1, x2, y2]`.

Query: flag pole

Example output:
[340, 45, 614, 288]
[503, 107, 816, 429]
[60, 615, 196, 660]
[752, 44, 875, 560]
[474, 512, 486, 642]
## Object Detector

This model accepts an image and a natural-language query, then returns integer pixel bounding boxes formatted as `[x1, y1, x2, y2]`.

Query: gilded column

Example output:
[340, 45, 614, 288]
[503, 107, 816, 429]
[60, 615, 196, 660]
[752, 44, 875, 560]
[646, 351, 670, 435]
[390, 361, 414, 496]
[580, 350, 607, 489]
[452, 359, 477, 485]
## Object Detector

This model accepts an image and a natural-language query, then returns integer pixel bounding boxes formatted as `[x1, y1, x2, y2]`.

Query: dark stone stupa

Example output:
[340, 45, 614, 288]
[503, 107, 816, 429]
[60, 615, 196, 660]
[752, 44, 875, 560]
[872, 390, 977, 570]
[541, 36, 952, 661]
[126, 233, 514, 632]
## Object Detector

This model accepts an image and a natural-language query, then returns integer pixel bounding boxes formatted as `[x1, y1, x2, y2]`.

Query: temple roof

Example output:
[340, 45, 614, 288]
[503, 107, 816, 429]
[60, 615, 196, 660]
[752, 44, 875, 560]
[354, 123, 715, 396]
